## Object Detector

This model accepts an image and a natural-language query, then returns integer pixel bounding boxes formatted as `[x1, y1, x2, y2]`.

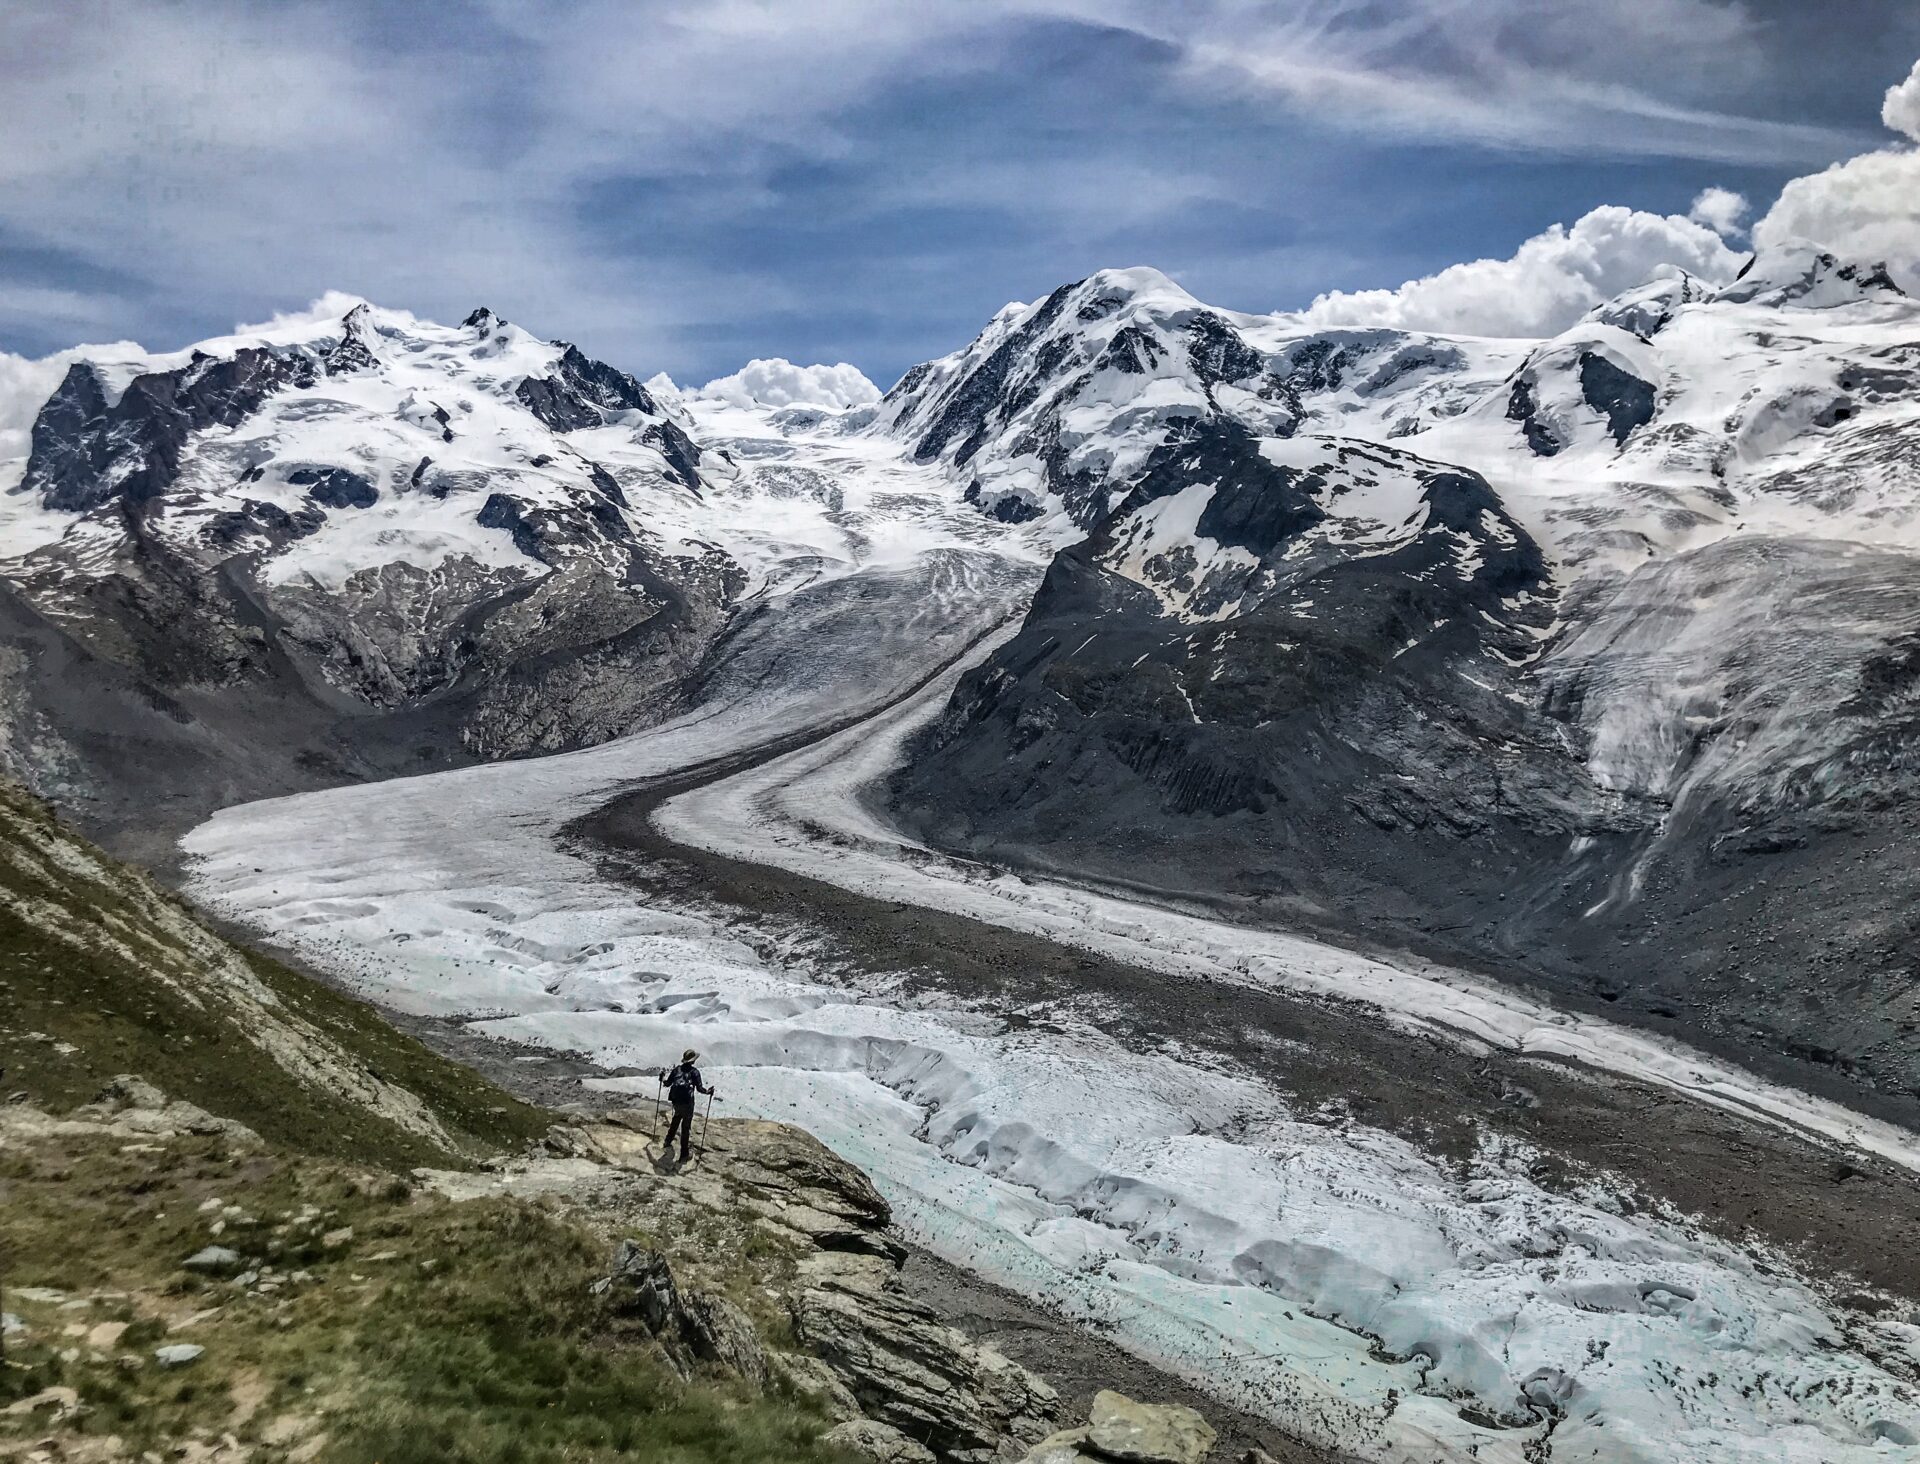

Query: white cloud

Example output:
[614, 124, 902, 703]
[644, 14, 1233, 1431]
[1883, 57, 1920, 143]
[1286, 206, 1742, 337]
[1688, 186, 1750, 238]
[1752, 57, 1920, 291]
[697, 359, 880, 411]
[1070, 0, 1858, 165]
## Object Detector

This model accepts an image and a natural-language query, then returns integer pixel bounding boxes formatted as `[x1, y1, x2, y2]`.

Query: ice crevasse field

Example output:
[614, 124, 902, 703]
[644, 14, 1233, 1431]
[184, 402, 1920, 1464]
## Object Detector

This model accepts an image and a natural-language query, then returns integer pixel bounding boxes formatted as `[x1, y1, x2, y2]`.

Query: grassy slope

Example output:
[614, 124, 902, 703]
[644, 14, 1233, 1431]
[0, 780, 546, 1168]
[1, 1127, 848, 1464]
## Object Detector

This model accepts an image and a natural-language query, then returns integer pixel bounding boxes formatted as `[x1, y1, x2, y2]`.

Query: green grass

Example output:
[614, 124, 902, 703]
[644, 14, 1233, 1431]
[0, 780, 549, 1168]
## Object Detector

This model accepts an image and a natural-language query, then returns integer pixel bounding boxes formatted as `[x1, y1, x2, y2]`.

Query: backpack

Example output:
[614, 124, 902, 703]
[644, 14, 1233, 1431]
[666, 1063, 699, 1102]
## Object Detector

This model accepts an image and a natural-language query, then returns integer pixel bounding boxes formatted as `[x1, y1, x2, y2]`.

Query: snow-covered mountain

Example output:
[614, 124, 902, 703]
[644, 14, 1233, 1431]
[0, 301, 737, 836]
[883, 242, 1920, 1115]
[0, 301, 1014, 845]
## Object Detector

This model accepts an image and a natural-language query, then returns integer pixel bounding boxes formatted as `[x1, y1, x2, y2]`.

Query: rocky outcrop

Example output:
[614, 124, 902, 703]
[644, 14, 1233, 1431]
[444, 1116, 1071, 1464]
[74, 1074, 261, 1143]
[792, 1252, 1062, 1462]
[593, 1238, 771, 1384]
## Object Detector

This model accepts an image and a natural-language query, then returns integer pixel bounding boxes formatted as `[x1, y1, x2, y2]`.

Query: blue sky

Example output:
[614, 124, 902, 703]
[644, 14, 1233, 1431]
[3, 0, 1919, 387]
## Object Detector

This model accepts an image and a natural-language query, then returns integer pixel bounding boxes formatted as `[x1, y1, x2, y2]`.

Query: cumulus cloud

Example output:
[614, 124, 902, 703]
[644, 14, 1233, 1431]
[1688, 187, 1750, 238]
[1287, 206, 1742, 337]
[697, 358, 881, 411]
[1883, 57, 1920, 142]
[1752, 56, 1920, 290]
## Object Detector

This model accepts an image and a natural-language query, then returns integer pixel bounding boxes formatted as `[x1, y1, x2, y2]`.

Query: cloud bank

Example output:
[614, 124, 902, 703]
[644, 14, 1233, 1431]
[1287, 206, 1742, 337]
[1285, 52, 1920, 340]
[697, 359, 881, 411]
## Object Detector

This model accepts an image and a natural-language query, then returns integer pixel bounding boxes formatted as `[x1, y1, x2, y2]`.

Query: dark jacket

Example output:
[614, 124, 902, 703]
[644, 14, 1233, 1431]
[663, 1061, 713, 1106]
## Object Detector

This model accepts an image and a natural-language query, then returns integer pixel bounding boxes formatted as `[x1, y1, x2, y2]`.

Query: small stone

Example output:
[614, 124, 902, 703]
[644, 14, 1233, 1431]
[85, 1321, 128, 1349]
[182, 1246, 245, 1275]
[153, 1344, 204, 1368]
[320, 1227, 353, 1249]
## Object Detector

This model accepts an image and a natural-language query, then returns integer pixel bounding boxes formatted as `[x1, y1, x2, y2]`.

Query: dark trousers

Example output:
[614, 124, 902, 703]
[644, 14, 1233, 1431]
[665, 1099, 696, 1157]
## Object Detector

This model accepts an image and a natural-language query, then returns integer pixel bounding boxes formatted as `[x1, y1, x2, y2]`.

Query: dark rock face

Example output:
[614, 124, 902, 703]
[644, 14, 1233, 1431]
[290, 467, 379, 509]
[897, 423, 1568, 882]
[1506, 377, 1562, 456]
[515, 343, 662, 433]
[909, 284, 1077, 467]
[1578, 353, 1657, 445]
[23, 349, 317, 513]
[1184, 311, 1264, 384]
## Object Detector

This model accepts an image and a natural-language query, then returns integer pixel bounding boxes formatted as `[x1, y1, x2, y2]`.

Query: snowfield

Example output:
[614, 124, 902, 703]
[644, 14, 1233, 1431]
[184, 407, 1920, 1464]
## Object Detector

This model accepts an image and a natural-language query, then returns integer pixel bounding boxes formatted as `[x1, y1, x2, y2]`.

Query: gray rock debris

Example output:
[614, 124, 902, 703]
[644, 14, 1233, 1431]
[76, 1075, 259, 1143]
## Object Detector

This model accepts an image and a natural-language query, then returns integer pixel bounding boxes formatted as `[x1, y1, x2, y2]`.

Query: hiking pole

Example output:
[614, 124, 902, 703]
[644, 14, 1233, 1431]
[651, 1075, 663, 1136]
[699, 1089, 714, 1155]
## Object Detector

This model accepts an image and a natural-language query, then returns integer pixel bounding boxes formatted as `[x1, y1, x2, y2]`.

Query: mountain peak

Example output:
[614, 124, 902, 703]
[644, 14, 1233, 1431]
[1072, 266, 1202, 317]
[1583, 267, 1712, 337]
[1714, 239, 1908, 309]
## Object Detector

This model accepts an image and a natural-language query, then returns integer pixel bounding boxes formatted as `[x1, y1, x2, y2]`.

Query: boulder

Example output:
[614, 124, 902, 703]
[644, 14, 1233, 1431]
[1085, 1391, 1216, 1464]
[821, 1419, 939, 1464]
[1019, 1429, 1095, 1463]
[679, 1289, 769, 1385]
[154, 1344, 205, 1368]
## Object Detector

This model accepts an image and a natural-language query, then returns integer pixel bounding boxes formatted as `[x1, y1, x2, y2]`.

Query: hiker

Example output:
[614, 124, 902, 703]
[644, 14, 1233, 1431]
[660, 1048, 717, 1161]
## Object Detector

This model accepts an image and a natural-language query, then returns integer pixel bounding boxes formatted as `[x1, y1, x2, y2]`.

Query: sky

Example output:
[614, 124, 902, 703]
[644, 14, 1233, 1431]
[3, 0, 1920, 390]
